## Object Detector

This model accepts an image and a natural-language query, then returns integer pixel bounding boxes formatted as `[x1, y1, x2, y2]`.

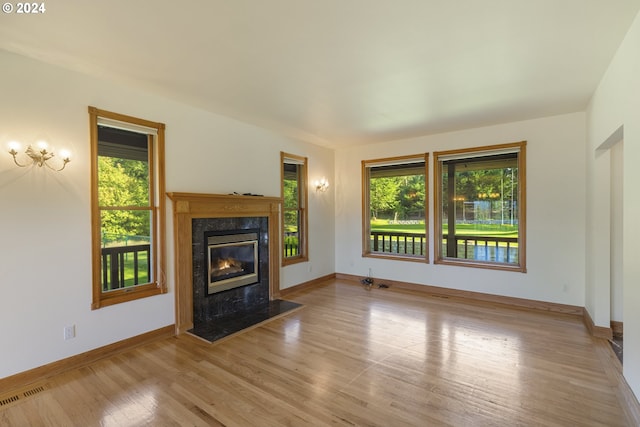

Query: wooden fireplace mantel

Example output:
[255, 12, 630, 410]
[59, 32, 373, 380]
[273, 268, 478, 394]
[167, 192, 282, 334]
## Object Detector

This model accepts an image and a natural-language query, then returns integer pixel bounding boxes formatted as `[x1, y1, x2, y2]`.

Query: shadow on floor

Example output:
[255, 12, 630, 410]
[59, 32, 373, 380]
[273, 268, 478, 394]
[610, 336, 623, 364]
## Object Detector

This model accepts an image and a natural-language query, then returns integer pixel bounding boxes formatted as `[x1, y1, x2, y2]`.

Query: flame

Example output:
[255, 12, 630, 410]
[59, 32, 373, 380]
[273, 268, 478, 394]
[211, 258, 244, 277]
[218, 258, 235, 270]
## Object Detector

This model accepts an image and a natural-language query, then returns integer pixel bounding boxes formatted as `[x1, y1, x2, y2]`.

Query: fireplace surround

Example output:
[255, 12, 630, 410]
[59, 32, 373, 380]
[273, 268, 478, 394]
[191, 216, 270, 324]
[167, 193, 282, 335]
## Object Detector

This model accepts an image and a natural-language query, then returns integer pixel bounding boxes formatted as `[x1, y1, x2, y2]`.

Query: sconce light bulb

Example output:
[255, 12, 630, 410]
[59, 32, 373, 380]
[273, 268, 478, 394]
[35, 140, 49, 151]
[59, 149, 71, 161]
[8, 141, 21, 152]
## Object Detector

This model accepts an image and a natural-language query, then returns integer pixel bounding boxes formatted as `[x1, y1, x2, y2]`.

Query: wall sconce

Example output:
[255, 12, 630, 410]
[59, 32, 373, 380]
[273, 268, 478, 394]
[8, 141, 71, 171]
[313, 177, 329, 192]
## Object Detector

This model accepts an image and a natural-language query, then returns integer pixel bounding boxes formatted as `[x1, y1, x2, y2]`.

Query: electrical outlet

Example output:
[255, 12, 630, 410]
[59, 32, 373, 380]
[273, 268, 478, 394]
[64, 325, 76, 340]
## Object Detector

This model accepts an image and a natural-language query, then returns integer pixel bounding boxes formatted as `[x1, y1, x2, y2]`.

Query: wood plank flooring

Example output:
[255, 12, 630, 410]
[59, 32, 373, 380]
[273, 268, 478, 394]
[0, 279, 634, 426]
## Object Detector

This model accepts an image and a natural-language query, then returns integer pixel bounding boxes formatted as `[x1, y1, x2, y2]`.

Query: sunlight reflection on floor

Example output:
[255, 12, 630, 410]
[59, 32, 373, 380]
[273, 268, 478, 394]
[101, 387, 158, 427]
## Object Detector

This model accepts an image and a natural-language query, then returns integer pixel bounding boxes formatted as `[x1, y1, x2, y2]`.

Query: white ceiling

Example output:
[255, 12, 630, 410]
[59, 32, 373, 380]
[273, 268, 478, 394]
[1, 1, 639, 148]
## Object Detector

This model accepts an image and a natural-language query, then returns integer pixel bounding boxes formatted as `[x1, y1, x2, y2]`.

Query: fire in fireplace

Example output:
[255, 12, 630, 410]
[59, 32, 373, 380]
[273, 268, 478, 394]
[206, 230, 259, 295]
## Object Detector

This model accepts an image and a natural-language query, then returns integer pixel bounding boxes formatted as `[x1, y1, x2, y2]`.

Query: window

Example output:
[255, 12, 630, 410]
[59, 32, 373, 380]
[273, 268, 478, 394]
[281, 152, 308, 265]
[434, 141, 526, 271]
[362, 154, 428, 261]
[89, 107, 167, 309]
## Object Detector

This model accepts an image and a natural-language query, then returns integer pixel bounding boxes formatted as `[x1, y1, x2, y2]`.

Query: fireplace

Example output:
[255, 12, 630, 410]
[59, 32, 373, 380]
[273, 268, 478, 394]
[206, 230, 259, 295]
[168, 193, 303, 342]
[167, 192, 284, 335]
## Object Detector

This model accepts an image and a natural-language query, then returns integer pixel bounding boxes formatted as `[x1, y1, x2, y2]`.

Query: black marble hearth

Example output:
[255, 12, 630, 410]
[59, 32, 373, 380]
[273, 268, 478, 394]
[189, 299, 302, 342]
[189, 216, 301, 342]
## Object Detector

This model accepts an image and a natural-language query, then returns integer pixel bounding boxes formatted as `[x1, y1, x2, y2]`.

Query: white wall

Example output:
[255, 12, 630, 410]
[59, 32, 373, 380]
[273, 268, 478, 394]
[0, 50, 335, 379]
[335, 113, 587, 306]
[587, 10, 640, 399]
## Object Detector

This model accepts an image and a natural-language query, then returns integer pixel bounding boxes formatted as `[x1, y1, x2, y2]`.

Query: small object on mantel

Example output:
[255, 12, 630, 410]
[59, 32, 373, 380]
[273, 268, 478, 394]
[228, 192, 264, 196]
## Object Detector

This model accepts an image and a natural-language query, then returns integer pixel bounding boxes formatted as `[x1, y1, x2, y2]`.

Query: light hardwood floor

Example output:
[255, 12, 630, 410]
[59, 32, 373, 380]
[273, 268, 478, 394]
[0, 279, 635, 426]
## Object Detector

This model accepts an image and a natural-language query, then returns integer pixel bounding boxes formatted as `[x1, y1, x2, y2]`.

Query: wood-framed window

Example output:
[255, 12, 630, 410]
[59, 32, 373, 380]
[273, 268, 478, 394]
[281, 152, 308, 265]
[434, 141, 526, 272]
[89, 106, 167, 309]
[362, 154, 428, 262]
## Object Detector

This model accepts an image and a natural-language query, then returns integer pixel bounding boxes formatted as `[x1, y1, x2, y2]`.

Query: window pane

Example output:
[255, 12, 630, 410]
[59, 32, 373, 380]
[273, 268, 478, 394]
[97, 127, 149, 207]
[100, 210, 152, 291]
[284, 210, 300, 257]
[368, 161, 426, 257]
[441, 154, 519, 264]
[283, 163, 300, 209]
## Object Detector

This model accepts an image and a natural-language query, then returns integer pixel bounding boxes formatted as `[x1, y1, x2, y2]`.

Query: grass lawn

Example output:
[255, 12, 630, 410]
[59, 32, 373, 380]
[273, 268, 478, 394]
[122, 257, 149, 287]
[370, 219, 518, 238]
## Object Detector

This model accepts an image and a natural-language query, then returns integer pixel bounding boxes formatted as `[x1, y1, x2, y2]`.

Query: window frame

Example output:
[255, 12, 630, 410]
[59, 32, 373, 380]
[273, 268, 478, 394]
[89, 106, 167, 309]
[361, 154, 429, 263]
[433, 141, 526, 272]
[281, 152, 308, 266]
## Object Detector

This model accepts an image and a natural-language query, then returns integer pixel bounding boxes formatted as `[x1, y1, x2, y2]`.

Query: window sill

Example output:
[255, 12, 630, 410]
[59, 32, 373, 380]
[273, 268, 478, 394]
[92, 283, 165, 310]
[282, 255, 309, 267]
[363, 252, 428, 263]
[435, 258, 526, 273]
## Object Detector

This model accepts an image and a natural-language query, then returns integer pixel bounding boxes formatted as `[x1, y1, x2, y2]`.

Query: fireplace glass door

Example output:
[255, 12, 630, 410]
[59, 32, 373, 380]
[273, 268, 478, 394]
[207, 230, 259, 294]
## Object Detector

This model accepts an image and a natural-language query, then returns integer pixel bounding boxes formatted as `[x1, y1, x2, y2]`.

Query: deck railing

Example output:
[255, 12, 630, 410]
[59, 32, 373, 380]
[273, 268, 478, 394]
[369, 231, 518, 263]
[101, 244, 151, 290]
[443, 234, 518, 263]
[370, 231, 427, 256]
[284, 231, 300, 257]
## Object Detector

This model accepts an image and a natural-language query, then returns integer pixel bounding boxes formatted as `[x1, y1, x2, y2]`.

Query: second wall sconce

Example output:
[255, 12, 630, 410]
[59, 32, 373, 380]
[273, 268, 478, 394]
[8, 141, 71, 171]
[314, 177, 329, 192]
